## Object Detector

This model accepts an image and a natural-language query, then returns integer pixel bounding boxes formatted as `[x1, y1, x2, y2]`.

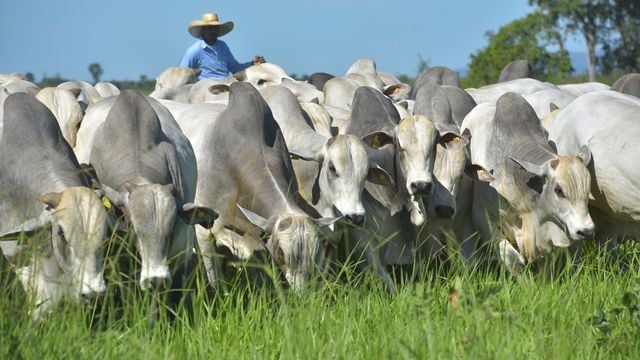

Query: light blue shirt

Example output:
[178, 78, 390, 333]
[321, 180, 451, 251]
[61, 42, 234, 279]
[179, 40, 252, 80]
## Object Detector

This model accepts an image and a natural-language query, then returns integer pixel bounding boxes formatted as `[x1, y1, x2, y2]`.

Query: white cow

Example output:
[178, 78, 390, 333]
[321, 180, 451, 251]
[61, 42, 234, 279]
[35, 87, 84, 147]
[462, 93, 594, 275]
[547, 90, 640, 254]
[466, 78, 556, 105]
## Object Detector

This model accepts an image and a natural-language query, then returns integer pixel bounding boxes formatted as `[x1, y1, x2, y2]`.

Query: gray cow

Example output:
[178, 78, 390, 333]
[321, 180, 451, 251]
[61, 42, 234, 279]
[190, 82, 336, 292]
[0, 93, 109, 319]
[87, 90, 217, 291]
[260, 85, 393, 224]
[462, 93, 594, 275]
[343, 86, 466, 290]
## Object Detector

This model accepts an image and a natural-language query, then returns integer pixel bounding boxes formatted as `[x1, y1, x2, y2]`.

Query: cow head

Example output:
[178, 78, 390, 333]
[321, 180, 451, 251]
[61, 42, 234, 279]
[293, 135, 393, 225]
[510, 145, 594, 242]
[102, 181, 217, 290]
[0, 186, 110, 319]
[42, 186, 109, 297]
[238, 206, 338, 292]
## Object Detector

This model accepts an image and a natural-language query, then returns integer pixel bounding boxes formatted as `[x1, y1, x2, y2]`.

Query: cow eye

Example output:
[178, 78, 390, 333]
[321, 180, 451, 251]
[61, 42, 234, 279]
[554, 185, 565, 198]
[328, 163, 338, 176]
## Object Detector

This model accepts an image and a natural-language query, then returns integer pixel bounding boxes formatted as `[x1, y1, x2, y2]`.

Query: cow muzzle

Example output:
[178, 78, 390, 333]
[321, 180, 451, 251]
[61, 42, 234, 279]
[410, 181, 432, 196]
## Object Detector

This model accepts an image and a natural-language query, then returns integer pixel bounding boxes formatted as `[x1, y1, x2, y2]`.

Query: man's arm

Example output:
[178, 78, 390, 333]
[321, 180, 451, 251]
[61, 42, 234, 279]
[219, 41, 253, 73]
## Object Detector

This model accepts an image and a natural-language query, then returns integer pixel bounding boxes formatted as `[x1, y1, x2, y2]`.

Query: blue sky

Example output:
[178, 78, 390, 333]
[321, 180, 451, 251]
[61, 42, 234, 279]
[0, 1, 586, 82]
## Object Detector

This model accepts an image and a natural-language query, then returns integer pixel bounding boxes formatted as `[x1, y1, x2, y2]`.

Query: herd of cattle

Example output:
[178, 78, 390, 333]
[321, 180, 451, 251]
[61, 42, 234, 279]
[1, 59, 639, 319]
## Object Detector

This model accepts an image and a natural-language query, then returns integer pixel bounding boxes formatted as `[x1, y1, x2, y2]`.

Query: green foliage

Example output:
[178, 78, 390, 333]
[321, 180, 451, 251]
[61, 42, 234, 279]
[2, 235, 640, 358]
[529, 0, 640, 78]
[464, 12, 573, 88]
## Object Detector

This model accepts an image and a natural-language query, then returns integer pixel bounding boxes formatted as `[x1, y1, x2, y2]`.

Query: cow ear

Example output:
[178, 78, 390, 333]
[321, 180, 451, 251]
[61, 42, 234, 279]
[179, 203, 218, 229]
[361, 131, 394, 149]
[464, 164, 494, 182]
[101, 184, 129, 208]
[383, 84, 409, 99]
[237, 205, 272, 231]
[289, 148, 323, 163]
[233, 70, 247, 81]
[208, 84, 229, 95]
[509, 157, 547, 177]
[0, 211, 52, 240]
[367, 162, 395, 187]
[68, 88, 82, 98]
[577, 145, 592, 166]
[438, 131, 469, 150]
[40, 192, 63, 209]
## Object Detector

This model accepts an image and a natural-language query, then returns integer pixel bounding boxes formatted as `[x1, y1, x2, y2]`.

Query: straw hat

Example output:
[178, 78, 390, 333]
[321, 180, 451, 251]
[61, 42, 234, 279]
[188, 13, 234, 39]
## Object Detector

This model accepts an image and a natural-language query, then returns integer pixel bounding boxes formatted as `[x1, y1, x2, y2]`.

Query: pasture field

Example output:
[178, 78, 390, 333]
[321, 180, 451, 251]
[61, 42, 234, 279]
[1, 237, 640, 359]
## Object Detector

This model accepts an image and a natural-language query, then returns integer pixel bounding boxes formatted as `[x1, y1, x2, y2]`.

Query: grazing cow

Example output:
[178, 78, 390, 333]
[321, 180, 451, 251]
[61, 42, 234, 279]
[79, 91, 217, 291]
[611, 73, 640, 98]
[462, 93, 594, 275]
[260, 85, 392, 223]
[547, 90, 640, 254]
[186, 82, 335, 291]
[0, 93, 109, 319]
[413, 84, 491, 260]
[341, 87, 465, 290]
[498, 60, 534, 83]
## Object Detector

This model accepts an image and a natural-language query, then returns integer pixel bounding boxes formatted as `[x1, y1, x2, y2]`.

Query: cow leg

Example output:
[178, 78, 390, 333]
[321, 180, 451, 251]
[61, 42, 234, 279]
[498, 240, 526, 278]
[195, 225, 224, 291]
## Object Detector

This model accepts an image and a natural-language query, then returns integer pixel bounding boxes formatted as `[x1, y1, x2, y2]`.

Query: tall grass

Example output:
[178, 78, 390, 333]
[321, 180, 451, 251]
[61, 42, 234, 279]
[1, 235, 640, 359]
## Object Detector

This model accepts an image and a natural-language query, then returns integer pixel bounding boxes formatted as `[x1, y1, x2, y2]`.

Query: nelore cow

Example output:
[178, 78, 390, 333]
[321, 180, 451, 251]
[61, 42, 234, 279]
[183, 82, 336, 292]
[341, 86, 466, 290]
[0, 93, 109, 319]
[462, 93, 594, 275]
[260, 85, 393, 224]
[76, 90, 217, 293]
[547, 90, 640, 257]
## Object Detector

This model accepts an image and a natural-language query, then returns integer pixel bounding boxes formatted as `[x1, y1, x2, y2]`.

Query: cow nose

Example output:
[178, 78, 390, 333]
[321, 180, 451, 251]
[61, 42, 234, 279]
[142, 276, 170, 291]
[576, 227, 594, 239]
[410, 181, 432, 196]
[435, 205, 455, 219]
[346, 213, 365, 226]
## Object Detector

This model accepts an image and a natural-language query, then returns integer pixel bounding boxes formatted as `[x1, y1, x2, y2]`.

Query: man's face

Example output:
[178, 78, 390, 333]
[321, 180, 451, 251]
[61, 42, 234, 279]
[202, 26, 218, 46]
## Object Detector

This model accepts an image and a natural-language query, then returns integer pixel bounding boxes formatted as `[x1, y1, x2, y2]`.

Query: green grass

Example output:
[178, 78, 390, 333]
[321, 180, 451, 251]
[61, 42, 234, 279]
[2, 240, 640, 359]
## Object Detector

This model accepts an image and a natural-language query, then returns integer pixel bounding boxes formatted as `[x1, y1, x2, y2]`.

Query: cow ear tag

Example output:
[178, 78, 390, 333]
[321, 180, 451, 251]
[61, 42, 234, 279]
[102, 196, 112, 210]
[372, 134, 381, 149]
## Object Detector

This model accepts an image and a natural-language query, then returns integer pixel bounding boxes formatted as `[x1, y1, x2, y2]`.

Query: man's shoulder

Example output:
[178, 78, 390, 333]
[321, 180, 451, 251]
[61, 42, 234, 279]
[187, 40, 206, 51]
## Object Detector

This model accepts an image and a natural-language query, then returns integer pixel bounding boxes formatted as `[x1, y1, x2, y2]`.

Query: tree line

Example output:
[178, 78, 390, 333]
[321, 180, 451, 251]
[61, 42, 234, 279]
[465, 0, 639, 87]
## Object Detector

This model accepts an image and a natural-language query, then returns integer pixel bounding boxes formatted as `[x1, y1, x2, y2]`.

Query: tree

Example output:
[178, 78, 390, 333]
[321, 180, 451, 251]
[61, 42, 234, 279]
[529, 0, 614, 81]
[601, 0, 640, 73]
[88, 62, 103, 84]
[465, 12, 573, 87]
